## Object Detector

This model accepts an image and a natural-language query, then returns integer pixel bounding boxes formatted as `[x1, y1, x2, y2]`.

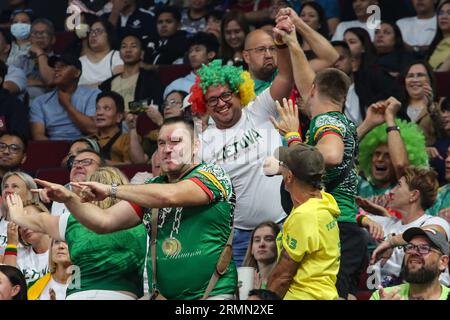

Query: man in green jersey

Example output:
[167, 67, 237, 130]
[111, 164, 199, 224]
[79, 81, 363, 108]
[371, 226, 449, 300]
[31, 117, 237, 300]
[271, 8, 368, 299]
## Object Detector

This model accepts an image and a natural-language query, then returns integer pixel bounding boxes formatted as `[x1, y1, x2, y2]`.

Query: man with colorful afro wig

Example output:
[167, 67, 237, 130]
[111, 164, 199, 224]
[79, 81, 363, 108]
[189, 18, 295, 267]
[357, 98, 429, 207]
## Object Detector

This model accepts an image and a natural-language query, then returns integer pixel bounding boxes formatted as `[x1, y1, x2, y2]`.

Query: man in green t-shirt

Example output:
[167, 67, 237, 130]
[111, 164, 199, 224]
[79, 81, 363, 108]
[371, 226, 449, 300]
[32, 117, 237, 300]
[270, 10, 367, 299]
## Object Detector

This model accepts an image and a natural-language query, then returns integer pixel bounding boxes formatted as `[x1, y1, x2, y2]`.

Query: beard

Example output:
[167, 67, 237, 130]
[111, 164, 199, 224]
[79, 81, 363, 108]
[254, 63, 276, 82]
[401, 263, 440, 284]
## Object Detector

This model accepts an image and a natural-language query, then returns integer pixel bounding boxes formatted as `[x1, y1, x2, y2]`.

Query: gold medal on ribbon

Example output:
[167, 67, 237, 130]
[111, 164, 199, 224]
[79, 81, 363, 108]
[162, 237, 181, 256]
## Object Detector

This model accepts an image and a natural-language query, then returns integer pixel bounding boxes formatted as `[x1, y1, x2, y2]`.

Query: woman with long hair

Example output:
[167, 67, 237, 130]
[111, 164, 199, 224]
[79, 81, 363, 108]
[27, 239, 72, 300]
[428, 0, 450, 71]
[399, 60, 440, 150]
[343, 27, 377, 72]
[0, 265, 27, 300]
[1, 171, 50, 286]
[220, 11, 250, 67]
[242, 221, 280, 289]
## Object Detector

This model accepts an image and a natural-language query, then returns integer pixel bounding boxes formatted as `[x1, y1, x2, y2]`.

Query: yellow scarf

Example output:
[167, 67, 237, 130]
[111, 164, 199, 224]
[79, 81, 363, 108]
[27, 273, 52, 300]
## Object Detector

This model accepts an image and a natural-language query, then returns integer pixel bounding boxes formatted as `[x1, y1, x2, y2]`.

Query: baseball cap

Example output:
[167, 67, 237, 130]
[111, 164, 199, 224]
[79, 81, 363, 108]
[275, 143, 325, 184]
[403, 227, 449, 255]
[48, 53, 82, 73]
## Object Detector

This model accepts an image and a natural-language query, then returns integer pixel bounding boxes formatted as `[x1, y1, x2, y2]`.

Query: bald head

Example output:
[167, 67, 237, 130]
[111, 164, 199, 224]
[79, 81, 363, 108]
[243, 29, 277, 82]
[244, 29, 274, 50]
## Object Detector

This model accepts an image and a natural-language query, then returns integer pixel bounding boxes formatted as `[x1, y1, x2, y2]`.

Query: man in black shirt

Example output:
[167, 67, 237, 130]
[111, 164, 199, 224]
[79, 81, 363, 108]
[105, 0, 156, 43]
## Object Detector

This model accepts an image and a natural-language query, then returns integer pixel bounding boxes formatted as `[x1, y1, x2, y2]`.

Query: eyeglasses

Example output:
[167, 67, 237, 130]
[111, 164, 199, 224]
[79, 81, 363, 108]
[0, 142, 23, 154]
[405, 72, 428, 79]
[89, 28, 105, 37]
[30, 30, 52, 38]
[11, 8, 33, 15]
[72, 158, 99, 167]
[403, 243, 441, 255]
[163, 99, 183, 109]
[245, 46, 277, 55]
[205, 91, 233, 107]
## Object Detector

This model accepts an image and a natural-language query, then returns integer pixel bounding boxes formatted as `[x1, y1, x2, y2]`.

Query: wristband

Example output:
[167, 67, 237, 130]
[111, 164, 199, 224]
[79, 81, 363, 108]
[356, 214, 367, 226]
[5, 246, 17, 256]
[284, 131, 302, 146]
[37, 53, 47, 59]
[386, 125, 400, 133]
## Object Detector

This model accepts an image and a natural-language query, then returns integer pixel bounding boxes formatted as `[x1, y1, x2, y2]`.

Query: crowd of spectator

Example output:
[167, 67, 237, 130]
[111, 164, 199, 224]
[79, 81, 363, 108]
[0, 0, 449, 301]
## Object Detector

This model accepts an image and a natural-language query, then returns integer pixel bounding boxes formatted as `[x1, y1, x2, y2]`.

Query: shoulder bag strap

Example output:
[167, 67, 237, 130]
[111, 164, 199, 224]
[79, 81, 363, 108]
[109, 50, 115, 76]
[200, 225, 234, 300]
[150, 208, 162, 299]
[100, 129, 122, 160]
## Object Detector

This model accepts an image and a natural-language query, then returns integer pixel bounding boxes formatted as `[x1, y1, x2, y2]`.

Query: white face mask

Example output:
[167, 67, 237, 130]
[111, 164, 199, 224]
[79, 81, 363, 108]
[10, 23, 31, 40]
[75, 23, 89, 39]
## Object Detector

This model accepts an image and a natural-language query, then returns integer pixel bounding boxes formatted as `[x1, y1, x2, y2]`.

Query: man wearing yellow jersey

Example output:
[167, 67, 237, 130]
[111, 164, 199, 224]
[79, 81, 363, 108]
[266, 143, 341, 300]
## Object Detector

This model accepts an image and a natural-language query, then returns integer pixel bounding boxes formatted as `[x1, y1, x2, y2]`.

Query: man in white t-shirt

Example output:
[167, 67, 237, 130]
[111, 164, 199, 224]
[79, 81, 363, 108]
[364, 166, 450, 287]
[190, 19, 294, 266]
[396, 0, 437, 53]
[332, 0, 378, 41]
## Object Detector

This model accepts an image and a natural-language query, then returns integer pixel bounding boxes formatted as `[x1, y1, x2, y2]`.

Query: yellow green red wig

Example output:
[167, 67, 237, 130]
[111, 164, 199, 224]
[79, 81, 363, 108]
[359, 119, 429, 179]
[189, 59, 255, 114]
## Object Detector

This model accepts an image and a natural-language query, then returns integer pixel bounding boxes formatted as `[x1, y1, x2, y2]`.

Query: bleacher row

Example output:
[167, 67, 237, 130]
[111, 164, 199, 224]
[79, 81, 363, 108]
[18, 62, 192, 183]
[50, 31, 450, 97]
[21, 140, 152, 184]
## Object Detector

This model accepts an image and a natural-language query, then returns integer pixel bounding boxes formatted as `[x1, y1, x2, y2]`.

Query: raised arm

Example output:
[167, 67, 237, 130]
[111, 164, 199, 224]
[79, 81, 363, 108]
[72, 179, 211, 209]
[384, 97, 409, 179]
[292, 10, 339, 72]
[6, 194, 62, 240]
[269, 19, 294, 102]
[34, 179, 141, 234]
[274, 12, 315, 101]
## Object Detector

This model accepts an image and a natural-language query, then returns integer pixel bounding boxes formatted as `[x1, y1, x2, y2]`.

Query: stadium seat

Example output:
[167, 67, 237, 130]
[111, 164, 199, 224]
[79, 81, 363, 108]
[35, 167, 70, 185]
[136, 112, 159, 137]
[434, 72, 450, 98]
[116, 164, 151, 180]
[21, 140, 71, 175]
[158, 64, 192, 87]
[54, 31, 76, 54]
[355, 290, 373, 300]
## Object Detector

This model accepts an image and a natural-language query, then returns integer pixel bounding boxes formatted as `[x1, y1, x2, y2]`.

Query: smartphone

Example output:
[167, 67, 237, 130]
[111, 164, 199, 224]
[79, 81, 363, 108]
[128, 100, 148, 114]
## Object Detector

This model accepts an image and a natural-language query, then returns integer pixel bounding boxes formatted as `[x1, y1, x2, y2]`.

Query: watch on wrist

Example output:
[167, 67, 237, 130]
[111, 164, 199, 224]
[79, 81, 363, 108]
[110, 183, 118, 200]
[386, 125, 400, 133]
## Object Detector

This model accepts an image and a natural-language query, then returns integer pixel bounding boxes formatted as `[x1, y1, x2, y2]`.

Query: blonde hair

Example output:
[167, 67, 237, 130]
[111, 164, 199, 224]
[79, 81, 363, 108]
[88, 167, 129, 209]
[48, 239, 71, 274]
[2, 172, 49, 246]
[2, 171, 45, 209]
